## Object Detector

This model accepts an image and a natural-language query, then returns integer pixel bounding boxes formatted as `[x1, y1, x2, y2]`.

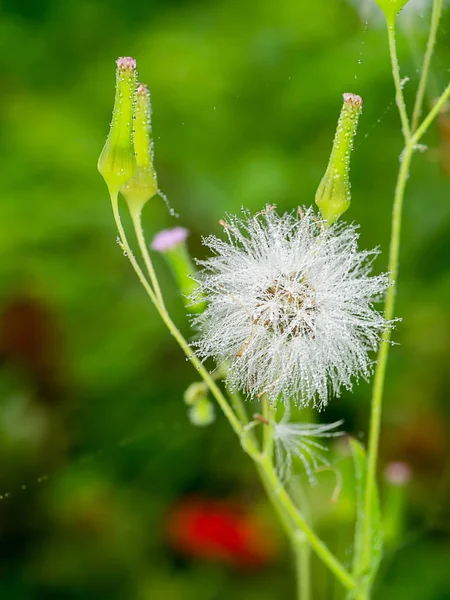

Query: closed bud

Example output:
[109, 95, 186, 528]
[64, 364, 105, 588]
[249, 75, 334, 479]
[98, 57, 137, 197]
[151, 227, 206, 313]
[374, 0, 410, 25]
[188, 397, 215, 427]
[382, 461, 412, 546]
[315, 93, 363, 226]
[121, 83, 158, 214]
[184, 382, 207, 406]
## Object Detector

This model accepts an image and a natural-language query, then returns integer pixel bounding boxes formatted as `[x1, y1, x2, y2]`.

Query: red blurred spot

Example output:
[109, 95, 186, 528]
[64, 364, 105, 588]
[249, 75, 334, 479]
[166, 496, 279, 569]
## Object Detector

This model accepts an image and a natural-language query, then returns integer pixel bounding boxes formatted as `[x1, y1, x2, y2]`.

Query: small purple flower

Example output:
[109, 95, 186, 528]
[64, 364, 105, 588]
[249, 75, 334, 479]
[151, 227, 189, 252]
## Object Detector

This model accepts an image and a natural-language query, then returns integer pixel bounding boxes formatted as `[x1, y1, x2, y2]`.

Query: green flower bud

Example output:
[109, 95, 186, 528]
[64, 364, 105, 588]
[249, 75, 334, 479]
[374, 0, 410, 25]
[184, 382, 207, 406]
[188, 397, 215, 427]
[98, 57, 137, 197]
[315, 93, 363, 226]
[151, 227, 206, 313]
[121, 83, 158, 214]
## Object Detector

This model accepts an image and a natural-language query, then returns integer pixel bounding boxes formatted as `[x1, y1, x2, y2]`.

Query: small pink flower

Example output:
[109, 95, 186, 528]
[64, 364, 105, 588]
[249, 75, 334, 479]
[151, 227, 189, 252]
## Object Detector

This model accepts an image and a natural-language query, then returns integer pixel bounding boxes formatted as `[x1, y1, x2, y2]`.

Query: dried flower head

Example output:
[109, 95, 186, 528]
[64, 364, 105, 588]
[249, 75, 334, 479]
[193, 206, 391, 406]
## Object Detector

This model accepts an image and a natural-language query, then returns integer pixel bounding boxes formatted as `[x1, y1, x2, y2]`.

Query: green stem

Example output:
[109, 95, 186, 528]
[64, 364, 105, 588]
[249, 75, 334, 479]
[111, 193, 243, 437]
[412, 81, 450, 144]
[387, 23, 411, 141]
[113, 193, 358, 594]
[226, 384, 250, 426]
[361, 141, 414, 582]
[295, 532, 311, 600]
[411, 0, 443, 132]
[262, 394, 275, 460]
[130, 208, 165, 306]
[260, 457, 357, 592]
[362, 63, 450, 579]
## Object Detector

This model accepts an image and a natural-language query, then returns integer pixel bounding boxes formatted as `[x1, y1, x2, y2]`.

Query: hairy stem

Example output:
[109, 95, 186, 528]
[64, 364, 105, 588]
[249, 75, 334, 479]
[362, 47, 450, 578]
[412, 81, 450, 144]
[111, 193, 243, 437]
[387, 23, 411, 141]
[259, 456, 357, 592]
[112, 193, 358, 593]
[411, 0, 443, 132]
[130, 208, 165, 306]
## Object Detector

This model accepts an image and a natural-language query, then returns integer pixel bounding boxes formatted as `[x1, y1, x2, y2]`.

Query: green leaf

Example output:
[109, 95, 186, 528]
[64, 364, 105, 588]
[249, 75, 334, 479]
[348, 438, 383, 595]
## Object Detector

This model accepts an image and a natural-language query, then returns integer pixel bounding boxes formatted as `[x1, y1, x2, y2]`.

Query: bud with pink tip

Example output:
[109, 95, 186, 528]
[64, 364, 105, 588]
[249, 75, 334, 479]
[98, 57, 137, 197]
[152, 228, 205, 313]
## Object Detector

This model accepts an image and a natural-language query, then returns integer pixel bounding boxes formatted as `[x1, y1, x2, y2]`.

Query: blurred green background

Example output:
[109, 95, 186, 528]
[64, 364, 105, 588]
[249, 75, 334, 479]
[1, 0, 450, 598]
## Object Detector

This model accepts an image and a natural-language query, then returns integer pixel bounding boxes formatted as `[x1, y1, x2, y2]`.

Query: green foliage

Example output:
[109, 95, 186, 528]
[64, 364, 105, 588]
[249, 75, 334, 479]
[349, 439, 383, 595]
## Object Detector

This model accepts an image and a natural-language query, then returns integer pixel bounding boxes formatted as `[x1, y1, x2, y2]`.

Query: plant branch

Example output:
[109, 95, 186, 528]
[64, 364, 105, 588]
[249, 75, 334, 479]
[412, 81, 450, 144]
[111, 193, 243, 437]
[411, 0, 444, 132]
[387, 23, 411, 141]
[130, 208, 165, 306]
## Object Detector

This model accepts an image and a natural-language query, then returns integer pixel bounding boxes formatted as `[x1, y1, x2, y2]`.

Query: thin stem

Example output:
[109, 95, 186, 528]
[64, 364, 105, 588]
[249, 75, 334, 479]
[412, 81, 450, 144]
[260, 457, 357, 592]
[228, 389, 250, 424]
[295, 533, 311, 600]
[111, 194, 158, 306]
[411, 0, 443, 132]
[130, 208, 165, 306]
[257, 464, 294, 539]
[361, 143, 414, 576]
[113, 193, 358, 594]
[111, 193, 243, 437]
[387, 23, 411, 141]
[262, 394, 275, 460]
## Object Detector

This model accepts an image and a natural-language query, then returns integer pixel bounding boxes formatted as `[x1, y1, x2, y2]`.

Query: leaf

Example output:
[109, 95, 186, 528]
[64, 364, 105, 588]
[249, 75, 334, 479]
[348, 438, 383, 594]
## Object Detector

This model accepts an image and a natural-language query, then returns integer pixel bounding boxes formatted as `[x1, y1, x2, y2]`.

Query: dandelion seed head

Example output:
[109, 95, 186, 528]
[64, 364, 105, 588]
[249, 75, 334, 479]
[193, 206, 391, 406]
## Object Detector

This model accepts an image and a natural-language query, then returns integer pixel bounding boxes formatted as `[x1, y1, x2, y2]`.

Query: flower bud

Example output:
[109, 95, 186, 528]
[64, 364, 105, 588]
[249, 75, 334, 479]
[382, 461, 412, 546]
[98, 57, 137, 197]
[374, 0, 410, 25]
[315, 93, 363, 226]
[188, 397, 215, 427]
[121, 83, 158, 214]
[151, 227, 206, 313]
[184, 382, 207, 406]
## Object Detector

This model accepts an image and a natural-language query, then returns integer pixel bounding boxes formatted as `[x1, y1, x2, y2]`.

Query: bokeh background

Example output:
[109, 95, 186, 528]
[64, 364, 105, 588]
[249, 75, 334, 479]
[1, 0, 449, 598]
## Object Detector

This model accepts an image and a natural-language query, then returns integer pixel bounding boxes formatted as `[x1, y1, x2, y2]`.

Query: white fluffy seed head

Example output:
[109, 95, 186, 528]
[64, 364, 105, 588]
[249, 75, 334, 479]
[192, 206, 392, 407]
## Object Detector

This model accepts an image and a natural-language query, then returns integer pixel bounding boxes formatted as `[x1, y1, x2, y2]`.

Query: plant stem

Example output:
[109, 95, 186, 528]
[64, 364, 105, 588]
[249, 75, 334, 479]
[262, 394, 275, 460]
[260, 457, 357, 592]
[362, 36, 450, 574]
[412, 81, 450, 144]
[111, 193, 243, 437]
[411, 0, 443, 132]
[295, 532, 311, 600]
[387, 23, 411, 141]
[130, 208, 165, 306]
[361, 140, 414, 585]
[113, 193, 358, 594]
